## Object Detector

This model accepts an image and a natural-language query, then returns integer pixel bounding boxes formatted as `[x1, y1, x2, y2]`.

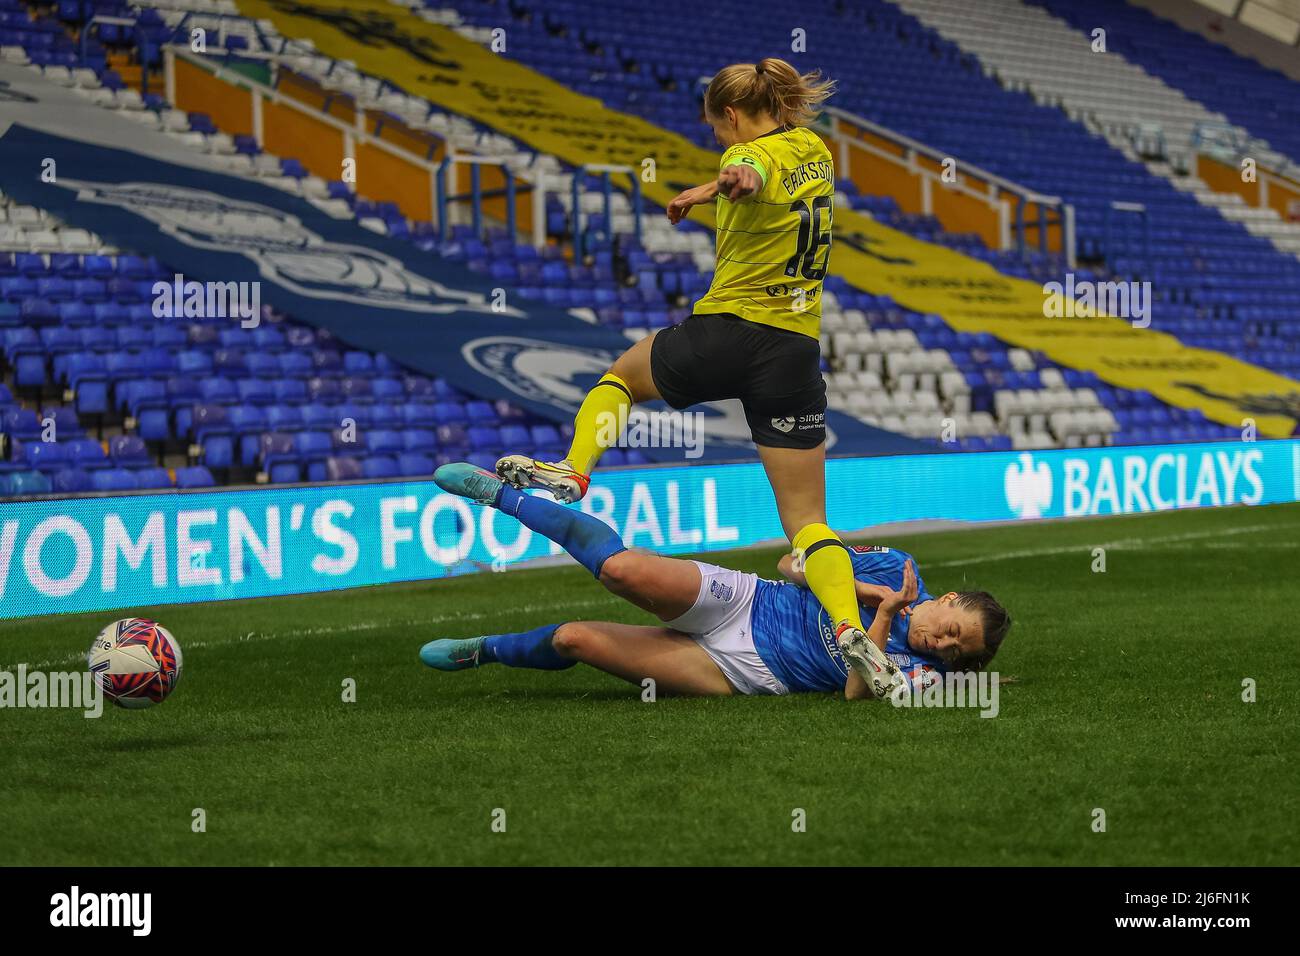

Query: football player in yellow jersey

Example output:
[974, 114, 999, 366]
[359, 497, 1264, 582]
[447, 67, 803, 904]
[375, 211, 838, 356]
[496, 58, 899, 697]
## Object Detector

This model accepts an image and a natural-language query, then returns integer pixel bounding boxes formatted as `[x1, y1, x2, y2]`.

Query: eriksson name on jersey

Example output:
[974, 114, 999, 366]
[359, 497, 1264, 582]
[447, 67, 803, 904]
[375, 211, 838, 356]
[780, 159, 834, 195]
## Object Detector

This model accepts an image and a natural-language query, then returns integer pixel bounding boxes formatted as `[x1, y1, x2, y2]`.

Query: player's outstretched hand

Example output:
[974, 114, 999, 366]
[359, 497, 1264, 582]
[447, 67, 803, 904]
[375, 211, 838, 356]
[716, 163, 761, 201]
[879, 559, 918, 616]
[856, 581, 911, 618]
[666, 183, 716, 225]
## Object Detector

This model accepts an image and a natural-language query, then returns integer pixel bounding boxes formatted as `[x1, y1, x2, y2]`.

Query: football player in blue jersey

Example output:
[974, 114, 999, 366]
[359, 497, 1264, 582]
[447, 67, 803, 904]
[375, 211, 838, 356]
[421, 463, 1011, 700]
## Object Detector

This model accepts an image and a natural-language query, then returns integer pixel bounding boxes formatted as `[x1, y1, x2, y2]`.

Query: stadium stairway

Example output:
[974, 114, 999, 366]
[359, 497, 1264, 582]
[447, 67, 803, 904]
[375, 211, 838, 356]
[1027, 0, 1300, 171]
[893, 0, 1296, 173]
[889, 0, 1300, 264]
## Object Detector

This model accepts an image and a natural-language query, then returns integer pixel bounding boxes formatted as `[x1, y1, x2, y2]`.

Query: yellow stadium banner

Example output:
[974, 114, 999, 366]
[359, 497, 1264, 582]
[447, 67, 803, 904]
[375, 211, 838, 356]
[238, 0, 1300, 437]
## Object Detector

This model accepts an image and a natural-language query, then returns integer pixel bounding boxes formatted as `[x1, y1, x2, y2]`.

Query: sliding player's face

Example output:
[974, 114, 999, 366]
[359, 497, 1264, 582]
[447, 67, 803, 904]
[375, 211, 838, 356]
[907, 594, 985, 666]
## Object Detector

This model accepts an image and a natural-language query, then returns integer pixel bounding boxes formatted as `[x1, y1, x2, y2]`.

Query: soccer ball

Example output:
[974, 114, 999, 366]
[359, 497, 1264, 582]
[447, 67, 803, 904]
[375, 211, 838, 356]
[87, 619, 183, 709]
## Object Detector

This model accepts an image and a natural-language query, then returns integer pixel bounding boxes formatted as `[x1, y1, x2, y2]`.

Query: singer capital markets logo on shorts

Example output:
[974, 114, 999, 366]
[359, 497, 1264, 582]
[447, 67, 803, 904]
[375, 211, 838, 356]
[770, 411, 824, 434]
[50, 886, 152, 936]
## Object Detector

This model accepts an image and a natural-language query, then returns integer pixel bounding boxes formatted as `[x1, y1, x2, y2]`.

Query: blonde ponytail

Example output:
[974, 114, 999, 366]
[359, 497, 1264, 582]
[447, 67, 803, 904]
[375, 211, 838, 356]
[704, 57, 836, 129]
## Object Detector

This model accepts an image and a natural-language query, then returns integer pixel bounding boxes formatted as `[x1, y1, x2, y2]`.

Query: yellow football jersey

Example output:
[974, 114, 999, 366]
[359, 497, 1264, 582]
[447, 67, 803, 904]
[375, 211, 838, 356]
[692, 126, 834, 340]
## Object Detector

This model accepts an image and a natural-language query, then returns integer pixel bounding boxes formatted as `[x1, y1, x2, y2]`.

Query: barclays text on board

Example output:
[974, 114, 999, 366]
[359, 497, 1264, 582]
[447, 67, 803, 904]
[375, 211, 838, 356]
[1, 440, 1296, 619]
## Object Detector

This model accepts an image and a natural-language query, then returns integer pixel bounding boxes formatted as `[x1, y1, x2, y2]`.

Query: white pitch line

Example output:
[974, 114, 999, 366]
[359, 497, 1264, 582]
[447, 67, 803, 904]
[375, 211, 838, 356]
[918, 522, 1281, 570]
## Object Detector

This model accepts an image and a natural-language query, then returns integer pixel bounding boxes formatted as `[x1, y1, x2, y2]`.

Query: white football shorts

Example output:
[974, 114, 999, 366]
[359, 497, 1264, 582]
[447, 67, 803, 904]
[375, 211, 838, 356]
[664, 562, 789, 696]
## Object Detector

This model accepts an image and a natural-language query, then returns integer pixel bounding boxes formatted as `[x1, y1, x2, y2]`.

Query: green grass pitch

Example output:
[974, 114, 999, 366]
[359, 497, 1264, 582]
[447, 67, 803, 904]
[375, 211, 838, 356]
[1, 502, 1296, 866]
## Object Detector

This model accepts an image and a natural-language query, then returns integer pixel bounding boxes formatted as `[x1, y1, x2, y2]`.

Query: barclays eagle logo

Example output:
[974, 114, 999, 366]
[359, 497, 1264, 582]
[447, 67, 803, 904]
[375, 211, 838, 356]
[1004, 452, 1052, 519]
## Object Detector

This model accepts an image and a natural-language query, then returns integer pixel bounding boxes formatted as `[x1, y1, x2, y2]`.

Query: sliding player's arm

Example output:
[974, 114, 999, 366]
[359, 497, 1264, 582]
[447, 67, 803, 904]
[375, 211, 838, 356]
[844, 559, 918, 702]
[778, 551, 912, 621]
[844, 668, 873, 701]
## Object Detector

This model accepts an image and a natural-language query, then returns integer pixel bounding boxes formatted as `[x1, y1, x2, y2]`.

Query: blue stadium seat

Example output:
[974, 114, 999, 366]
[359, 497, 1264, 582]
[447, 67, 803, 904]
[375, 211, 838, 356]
[40, 405, 83, 439]
[271, 379, 307, 405]
[6, 470, 53, 495]
[402, 430, 437, 453]
[397, 453, 434, 477]
[343, 351, 375, 375]
[191, 403, 230, 442]
[212, 348, 245, 375]
[177, 350, 213, 377]
[369, 403, 401, 428]
[340, 377, 373, 402]
[437, 424, 468, 447]
[330, 426, 366, 456]
[175, 466, 215, 489]
[109, 434, 150, 466]
[52, 467, 91, 494]
[499, 425, 531, 448]
[433, 401, 466, 426]
[368, 430, 404, 456]
[198, 376, 238, 405]
[252, 326, 283, 351]
[308, 377, 342, 404]
[324, 456, 362, 481]
[91, 468, 139, 492]
[401, 402, 437, 427]
[118, 378, 164, 417]
[361, 456, 399, 479]
[13, 351, 47, 389]
[403, 376, 434, 398]
[279, 351, 313, 378]
[133, 467, 174, 490]
[237, 379, 275, 405]
[312, 350, 343, 374]
[3, 408, 41, 440]
[246, 353, 280, 378]
[372, 377, 404, 401]
[530, 425, 561, 447]
[266, 406, 304, 432]
[258, 432, 295, 467]
[63, 438, 107, 469]
[301, 403, 336, 430]
[22, 441, 69, 472]
[295, 430, 332, 462]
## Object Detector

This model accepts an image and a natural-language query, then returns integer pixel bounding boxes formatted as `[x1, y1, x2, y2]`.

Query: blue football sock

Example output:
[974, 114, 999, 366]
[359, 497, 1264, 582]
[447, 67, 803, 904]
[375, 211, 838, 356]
[495, 484, 626, 578]
[482, 624, 574, 670]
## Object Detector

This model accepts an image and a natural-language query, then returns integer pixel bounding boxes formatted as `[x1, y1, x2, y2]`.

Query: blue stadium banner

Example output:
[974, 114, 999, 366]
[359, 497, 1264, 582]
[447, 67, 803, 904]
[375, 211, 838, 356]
[0, 123, 920, 460]
[2, 439, 1296, 619]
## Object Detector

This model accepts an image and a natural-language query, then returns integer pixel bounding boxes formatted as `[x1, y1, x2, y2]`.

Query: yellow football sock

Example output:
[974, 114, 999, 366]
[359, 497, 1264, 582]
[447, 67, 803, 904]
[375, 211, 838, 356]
[792, 523, 865, 633]
[564, 372, 633, 475]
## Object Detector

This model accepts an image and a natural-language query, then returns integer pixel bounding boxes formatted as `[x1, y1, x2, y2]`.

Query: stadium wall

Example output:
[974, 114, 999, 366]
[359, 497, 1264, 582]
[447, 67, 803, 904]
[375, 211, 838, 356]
[2, 440, 1296, 619]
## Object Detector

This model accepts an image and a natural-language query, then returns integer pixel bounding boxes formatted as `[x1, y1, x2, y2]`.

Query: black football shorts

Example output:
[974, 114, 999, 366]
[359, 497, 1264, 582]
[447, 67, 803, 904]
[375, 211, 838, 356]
[648, 312, 827, 449]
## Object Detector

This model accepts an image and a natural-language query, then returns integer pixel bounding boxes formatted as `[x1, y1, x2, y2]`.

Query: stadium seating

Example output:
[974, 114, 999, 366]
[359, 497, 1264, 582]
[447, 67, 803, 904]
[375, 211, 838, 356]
[1, 0, 1288, 500]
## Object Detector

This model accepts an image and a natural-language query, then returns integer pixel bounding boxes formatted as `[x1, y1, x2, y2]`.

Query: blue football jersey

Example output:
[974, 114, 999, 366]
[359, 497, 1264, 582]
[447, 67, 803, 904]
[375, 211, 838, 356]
[750, 546, 944, 694]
